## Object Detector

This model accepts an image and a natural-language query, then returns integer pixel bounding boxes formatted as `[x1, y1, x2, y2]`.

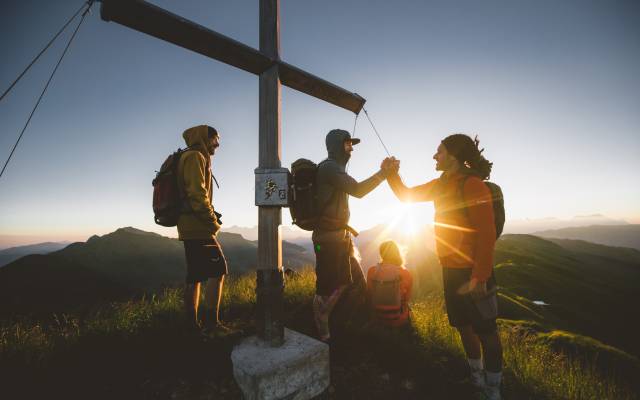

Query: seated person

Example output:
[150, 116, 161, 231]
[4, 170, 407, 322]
[366, 240, 413, 327]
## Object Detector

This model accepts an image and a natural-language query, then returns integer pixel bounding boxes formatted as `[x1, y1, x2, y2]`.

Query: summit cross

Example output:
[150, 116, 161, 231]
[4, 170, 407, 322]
[100, 0, 366, 346]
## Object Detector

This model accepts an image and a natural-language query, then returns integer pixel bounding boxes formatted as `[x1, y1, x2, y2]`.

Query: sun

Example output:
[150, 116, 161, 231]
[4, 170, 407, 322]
[388, 203, 421, 236]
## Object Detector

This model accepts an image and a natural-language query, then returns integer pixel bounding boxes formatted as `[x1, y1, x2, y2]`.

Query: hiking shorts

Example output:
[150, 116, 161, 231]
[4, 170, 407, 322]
[312, 230, 364, 296]
[183, 238, 228, 284]
[442, 267, 498, 335]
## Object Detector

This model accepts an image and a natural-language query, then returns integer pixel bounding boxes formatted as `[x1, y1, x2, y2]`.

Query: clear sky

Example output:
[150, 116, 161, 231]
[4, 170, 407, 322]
[1, 0, 639, 246]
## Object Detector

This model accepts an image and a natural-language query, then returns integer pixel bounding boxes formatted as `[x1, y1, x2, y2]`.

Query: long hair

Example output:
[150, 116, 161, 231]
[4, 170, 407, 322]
[379, 240, 404, 267]
[441, 133, 493, 180]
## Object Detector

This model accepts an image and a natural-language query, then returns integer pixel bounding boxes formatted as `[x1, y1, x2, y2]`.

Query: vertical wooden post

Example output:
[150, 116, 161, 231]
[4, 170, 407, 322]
[256, 0, 284, 346]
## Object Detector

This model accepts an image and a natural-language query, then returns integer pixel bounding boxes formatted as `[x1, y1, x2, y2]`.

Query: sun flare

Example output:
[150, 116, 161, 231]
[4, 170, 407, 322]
[388, 203, 421, 236]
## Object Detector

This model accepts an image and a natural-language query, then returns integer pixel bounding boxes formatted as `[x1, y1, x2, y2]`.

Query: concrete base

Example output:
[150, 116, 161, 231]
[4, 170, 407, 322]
[231, 328, 329, 400]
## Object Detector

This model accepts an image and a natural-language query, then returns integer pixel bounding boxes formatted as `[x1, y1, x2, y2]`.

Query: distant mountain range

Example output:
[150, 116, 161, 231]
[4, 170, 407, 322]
[0, 227, 313, 317]
[224, 225, 311, 242]
[504, 214, 629, 234]
[0, 242, 69, 267]
[225, 214, 630, 239]
[533, 224, 640, 250]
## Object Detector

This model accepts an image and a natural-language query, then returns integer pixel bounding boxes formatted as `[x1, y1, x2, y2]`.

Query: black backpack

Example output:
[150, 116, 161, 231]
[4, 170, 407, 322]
[289, 158, 320, 231]
[458, 177, 505, 238]
[152, 147, 191, 227]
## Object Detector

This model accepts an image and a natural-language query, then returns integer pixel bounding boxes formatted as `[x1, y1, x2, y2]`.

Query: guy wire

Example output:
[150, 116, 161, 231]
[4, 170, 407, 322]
[0, 1, 90, 103]
[0, 1, 94, 180]
[362, 107, 391, 157]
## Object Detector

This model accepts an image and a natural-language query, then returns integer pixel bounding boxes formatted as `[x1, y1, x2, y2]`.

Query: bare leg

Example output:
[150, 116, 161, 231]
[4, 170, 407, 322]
[313, 285, 347, 341]
[184, 282, 201, 326]
[204, 275, 225, 325]
[479, 331, 503, 372]
[456, 325, 482, 360]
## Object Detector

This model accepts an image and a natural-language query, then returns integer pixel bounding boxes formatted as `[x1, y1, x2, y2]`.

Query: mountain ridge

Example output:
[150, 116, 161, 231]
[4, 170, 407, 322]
[534, 224, 640, 250]
[0, 227, 314, 317]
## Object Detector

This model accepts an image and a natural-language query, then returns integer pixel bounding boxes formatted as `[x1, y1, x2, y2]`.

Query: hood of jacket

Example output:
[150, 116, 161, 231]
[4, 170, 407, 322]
[325, 129, 352, 166]
[183, 125, 212, 156]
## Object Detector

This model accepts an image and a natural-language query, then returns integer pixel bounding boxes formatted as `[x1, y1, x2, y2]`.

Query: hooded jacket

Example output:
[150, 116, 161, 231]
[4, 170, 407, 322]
[176, 125, 221, 240]
[315, 129, 387, 231]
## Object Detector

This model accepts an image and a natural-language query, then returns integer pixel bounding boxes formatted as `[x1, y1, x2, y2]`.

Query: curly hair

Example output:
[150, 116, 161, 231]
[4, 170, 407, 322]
[441, 133, 493, 180]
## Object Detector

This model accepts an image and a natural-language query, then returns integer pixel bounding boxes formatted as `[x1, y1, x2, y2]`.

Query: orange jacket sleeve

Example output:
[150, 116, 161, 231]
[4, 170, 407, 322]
[387, 173, 438, 202]
[463, 177, 496, 282]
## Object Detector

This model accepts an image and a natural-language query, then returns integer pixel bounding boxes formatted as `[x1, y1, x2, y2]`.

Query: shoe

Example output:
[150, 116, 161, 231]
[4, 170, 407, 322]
[483, 371, 502, 400]
[470, 369, 485, 390]
[482, 384, 501, 400]
[202, 321, 238, 337]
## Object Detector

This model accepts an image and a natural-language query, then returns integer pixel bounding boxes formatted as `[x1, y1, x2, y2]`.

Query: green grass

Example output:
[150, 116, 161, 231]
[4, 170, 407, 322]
[1, 268, 638, 399]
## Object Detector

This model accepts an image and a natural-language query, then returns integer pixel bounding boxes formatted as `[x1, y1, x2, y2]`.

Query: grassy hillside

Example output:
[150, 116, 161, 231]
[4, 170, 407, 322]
[0, 254, 130, 316]
[2, 232, 639, 398]
[1, 270, 637, 400]
[493, 234, 640, 356]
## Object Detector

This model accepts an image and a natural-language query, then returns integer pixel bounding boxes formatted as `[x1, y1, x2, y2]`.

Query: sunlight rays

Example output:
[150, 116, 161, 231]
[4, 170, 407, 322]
[433, 221, 476, 233]
[433, 234, 474, 263]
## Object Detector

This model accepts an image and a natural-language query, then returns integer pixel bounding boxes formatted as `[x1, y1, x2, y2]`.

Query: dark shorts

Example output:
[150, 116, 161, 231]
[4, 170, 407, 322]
[313, 231, 364, 296]
[183, 238, 228, 284]
[442, 267, 498, 335]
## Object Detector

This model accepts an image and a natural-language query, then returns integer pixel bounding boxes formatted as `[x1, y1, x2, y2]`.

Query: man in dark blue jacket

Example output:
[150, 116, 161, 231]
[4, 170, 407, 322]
[312, 129, 389, 342]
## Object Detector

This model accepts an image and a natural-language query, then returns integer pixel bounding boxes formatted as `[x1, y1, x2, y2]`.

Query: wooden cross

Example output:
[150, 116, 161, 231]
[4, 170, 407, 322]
[100, 0, 366, 346]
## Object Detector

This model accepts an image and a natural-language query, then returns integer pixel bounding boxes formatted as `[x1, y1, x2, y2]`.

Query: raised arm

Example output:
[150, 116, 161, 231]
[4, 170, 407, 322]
[387, 172, 438, 203]
[326, 166, 387, 199]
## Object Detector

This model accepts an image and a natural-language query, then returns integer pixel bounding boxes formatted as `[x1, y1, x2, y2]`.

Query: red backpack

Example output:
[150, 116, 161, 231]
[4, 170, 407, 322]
[152, 147, 191, 227]
[369, 264, 403, 315]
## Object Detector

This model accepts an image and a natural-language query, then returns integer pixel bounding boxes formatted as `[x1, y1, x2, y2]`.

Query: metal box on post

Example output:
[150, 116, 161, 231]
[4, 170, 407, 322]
[255, 168, 290, 207]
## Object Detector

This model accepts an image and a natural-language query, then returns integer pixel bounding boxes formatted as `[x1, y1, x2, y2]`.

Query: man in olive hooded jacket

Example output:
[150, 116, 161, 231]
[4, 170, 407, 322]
[312, 129, 389, 341]
[177, 125, 227, 330]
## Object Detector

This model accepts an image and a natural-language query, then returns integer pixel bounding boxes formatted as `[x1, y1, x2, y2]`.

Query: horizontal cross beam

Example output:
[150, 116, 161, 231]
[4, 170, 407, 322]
[100, 0, 366, 114]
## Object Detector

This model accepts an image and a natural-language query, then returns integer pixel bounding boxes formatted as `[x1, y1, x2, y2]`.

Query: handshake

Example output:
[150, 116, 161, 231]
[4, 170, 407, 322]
[380, 156, 401, 174]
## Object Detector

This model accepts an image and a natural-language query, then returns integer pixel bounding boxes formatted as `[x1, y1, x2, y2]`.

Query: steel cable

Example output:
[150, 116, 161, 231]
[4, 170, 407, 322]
[1, 2, 94, 179]
[0, 1, 90, 103]
[362, 107, 391, 157]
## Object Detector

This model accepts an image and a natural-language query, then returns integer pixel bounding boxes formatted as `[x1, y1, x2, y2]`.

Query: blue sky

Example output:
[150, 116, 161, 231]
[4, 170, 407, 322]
[1, 0, 639, 246]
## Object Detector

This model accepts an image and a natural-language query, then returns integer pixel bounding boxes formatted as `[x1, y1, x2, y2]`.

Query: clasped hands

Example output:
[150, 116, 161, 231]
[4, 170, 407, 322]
[380, 156, 400, 174]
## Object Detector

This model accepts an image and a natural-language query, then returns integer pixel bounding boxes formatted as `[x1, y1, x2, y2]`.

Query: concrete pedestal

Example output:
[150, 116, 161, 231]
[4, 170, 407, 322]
[231, 328, 329, 400]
